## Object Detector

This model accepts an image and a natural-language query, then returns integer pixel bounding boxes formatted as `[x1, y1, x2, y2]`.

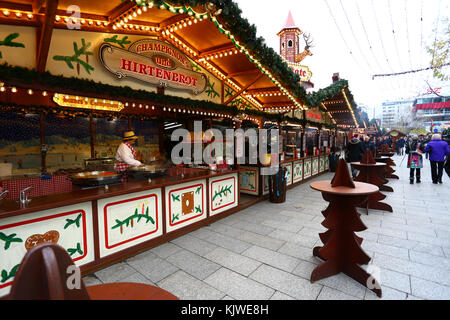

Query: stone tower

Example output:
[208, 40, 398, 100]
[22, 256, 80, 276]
[277, 11, 302, 63]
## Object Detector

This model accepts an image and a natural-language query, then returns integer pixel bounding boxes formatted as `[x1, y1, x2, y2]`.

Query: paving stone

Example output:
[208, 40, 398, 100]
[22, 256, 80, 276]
[372, 252, 450, 286]
[166, 249, 221, 281]
[291, 259, 317, 280]
[205, 222, 247, 238]
[407, 231, 450, 247]
[236, 230, 286, 251]
[277, 242, 320, 264]
[410, 277, 450, 300]
[361, 239, 410, 260]
[278, 210, 316, 221]
[204, 247, 261, 276]
[150, 242, 183, 259]
[95, 262, 137, 283]
[409, 250, 450, 270]
[261, 219, 303, 233]
[242, 245, 300, 272]
[230, 219, 277, 236]
[191, 228, 252, 254]
[170, 234, 218, 256]
[157, 271, 225, 300]
[118, 272, 155, 285]
[268, 229, 317, 248]
[83, 275, 103, 286]
[381, 221, 437, 237]
[377, 234, 419, 250]
[316, 273, 367, 299]
[411, 243, 445, 257]
[126, 251, 179, 283]
[270, 291, 296, 300]
[317, 286, 360, 300]
[249, 264, 322, 300]
[364, 286, 408, 300]
[204, 268, 274, 300]
[377, 268, 411, 293]
[297, 227, 322, 238]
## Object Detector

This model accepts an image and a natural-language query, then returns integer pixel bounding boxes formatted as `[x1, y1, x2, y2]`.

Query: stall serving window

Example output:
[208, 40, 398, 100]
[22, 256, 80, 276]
[305, 128, 318, 157]
[45, 114, 91, 173]
[0, 112, 41, 176]
[95, 117, 129, 160]
[320, 130, 329, 152]
[130, 119, 159, 162]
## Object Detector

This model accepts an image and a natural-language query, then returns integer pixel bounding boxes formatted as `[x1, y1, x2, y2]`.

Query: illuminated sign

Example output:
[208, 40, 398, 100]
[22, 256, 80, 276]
[99, 39, 207, 95]
[53, 94, 124, 112]
[287, 62, 312, 82]
[306, 110, 322, 123]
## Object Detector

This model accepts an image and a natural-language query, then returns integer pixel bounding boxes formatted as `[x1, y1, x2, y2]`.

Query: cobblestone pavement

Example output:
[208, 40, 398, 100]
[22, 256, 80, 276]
[84, 154, 450, 300]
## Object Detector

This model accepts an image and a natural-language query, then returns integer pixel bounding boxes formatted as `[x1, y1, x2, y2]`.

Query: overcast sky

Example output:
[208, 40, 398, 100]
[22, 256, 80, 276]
[233, 0, 449, 119]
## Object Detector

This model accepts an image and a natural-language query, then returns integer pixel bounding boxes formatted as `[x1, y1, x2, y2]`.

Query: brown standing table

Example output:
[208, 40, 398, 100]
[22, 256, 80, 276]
[351, 162, 393, 213]
[375, 152, 400, 179]
[310, 180, 382, 298]
[375, 155, 399, 180]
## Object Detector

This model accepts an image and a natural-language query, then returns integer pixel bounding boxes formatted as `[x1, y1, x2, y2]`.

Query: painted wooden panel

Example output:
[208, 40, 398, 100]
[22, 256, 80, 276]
[312, 157, 319, 175]
[325, 155, 330, 170]
[263, 175, 269, 195]
[319, 156, 325, 172]
[293, 160, 304, 183]
[97, 189, 162, 258]
[304, 158, 312, 179]
[239, 166, 259, 196]
[0, 202, 94, 297]
[281, 163, 293, 186]
[165, 179, 207, 233]
[209, 173, 238, 216]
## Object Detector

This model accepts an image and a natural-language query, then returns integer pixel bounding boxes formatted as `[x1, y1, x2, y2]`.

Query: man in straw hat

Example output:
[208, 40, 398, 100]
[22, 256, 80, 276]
[114, 131, 143, 173]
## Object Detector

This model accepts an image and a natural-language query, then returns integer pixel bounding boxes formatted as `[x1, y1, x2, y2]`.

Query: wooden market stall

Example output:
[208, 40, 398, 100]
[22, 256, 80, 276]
[0, 0, 359, 297]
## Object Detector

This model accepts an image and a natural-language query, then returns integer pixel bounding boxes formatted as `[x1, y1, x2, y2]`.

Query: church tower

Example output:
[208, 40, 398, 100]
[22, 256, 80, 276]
[277, 11, 302, 63]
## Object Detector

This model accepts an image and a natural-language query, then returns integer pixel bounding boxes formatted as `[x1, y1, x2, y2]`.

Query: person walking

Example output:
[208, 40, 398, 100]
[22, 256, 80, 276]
[405, 134, 425, 184]
[425, 134, 450, 184]
[346, 134, 365, 179]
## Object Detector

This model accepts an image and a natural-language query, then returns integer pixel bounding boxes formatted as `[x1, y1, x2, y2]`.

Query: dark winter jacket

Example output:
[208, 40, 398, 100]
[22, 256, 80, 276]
[346, 138, 365, 162]
[405, 140, 425, 155]
[425, 139, 450, 162]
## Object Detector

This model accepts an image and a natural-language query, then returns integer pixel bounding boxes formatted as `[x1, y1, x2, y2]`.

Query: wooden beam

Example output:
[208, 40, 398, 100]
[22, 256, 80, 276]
[36, 0, 58, 73]
[224, 73, 263, 105]
[199, 44, 236, 58]
[107, 0, 135, 22]
[159, 14, 190, 29]
[32, 0, 45, 13]
[0, 1, 32, 11]
[226, 69, 259, 79]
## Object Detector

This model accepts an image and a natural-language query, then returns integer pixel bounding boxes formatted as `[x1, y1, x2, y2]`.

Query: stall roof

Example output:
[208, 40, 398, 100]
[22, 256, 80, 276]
[0, 0, 306, 112]
[0, 0, 359, 129]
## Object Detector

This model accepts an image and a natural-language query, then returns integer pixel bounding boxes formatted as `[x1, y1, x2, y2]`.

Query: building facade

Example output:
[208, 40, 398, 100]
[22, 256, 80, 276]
[380, 99, 415, 130]
[412, 85, 450, 132]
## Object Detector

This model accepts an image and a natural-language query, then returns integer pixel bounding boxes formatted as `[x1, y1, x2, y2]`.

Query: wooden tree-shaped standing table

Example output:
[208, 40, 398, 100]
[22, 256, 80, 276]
[310, 159, 382, 298]
[376, 145, 399, 179]
[352, 150, 393, 213]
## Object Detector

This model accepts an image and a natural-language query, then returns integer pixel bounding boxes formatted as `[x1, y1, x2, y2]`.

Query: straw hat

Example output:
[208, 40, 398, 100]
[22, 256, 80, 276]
[123, 131, 138, 141]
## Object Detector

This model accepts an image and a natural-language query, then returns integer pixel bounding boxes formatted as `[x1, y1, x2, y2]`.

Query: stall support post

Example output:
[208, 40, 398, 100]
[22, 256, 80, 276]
[158, 121, 165, 154]
[301, 126, 305, 158]
[90, 114, 95, 158]
[316, 128, 321, 154]
[40, 112, 46, 173]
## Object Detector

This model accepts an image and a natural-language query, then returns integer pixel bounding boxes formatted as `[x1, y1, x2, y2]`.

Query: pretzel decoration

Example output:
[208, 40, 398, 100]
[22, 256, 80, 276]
[24, 230, 60, 251]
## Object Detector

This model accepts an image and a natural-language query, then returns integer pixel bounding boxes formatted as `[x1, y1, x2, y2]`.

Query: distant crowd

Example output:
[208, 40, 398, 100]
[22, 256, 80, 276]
[345, 132, 450, 185]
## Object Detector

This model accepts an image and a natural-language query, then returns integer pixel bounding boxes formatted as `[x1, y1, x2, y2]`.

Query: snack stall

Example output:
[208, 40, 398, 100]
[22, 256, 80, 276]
[0, 0, 359, 297]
